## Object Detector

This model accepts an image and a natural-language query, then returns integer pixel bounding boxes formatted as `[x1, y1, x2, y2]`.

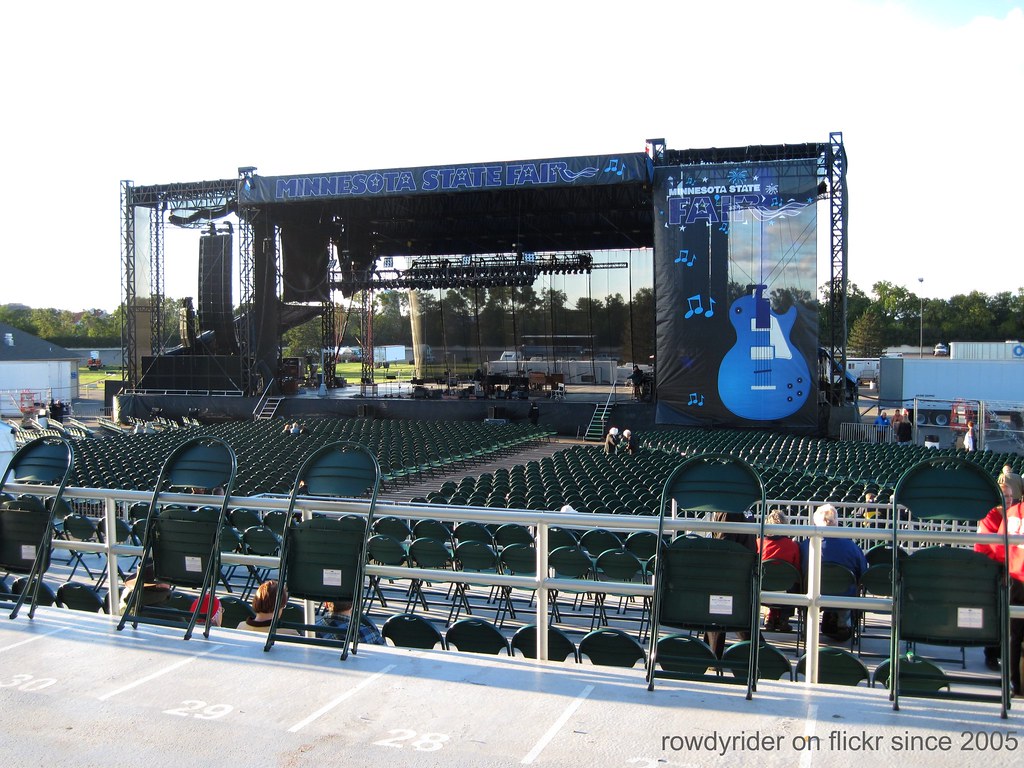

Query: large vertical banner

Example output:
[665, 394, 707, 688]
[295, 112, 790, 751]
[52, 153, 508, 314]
[654, 159, 819, 430]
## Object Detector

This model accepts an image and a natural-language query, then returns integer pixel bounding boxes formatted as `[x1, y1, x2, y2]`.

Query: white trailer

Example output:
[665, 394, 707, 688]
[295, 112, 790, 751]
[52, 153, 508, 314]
[950, 341, 1024, 361]
[879, 357, 1024, 425]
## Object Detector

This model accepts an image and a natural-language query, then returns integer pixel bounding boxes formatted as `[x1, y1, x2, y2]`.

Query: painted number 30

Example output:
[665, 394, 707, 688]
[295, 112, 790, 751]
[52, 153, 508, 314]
[374, 729, 449, 752]
[164, 700, 233, 720]
[0, 674, 57, 691]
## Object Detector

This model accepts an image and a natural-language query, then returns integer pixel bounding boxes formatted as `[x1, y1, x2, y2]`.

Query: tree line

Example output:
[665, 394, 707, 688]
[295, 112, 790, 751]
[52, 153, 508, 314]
[4, 280, 1017, 363]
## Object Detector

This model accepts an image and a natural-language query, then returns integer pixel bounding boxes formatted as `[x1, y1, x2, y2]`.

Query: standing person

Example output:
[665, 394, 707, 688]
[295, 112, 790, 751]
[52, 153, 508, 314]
[895, 411, 913, 444]
[873, 410, 891, 444]
[628, 365, 644, 400]
[964, 421, 976, 452]
[528, 402, 539, 426]
[604, 427, 620, 455]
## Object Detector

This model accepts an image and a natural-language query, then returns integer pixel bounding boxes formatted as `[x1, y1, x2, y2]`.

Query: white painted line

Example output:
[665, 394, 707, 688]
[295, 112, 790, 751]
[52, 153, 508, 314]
[288, 664, 397, 733]
[0, 627, 65, 653]
[98, 644, 224, 701]
[521, 684, 594, 764]
[798, 703, 818, 768]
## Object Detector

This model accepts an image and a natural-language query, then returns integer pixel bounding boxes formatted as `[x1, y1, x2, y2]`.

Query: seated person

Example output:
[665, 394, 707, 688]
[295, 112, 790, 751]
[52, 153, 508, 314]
[757, 508, 801, 631]
[316, 599, 385, 646]
[238, 579, 299, 635]
[799, 504, 868, 641]
[117, 562, 172, 615]
[189, 594, 223, 627]
[975, 480, 1014, 671]
[704, 510, 757, 657]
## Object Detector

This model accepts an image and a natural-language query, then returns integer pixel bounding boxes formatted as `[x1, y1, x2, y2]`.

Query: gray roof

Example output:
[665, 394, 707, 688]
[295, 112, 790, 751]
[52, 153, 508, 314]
[0, 322, 79, 362]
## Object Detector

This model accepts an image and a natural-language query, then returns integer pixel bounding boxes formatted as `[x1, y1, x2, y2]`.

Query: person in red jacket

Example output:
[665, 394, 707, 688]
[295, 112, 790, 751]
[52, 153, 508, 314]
[978, 481, 1024, 696]
[975, 481, 1012, 670]
[758, 509, 801, 631]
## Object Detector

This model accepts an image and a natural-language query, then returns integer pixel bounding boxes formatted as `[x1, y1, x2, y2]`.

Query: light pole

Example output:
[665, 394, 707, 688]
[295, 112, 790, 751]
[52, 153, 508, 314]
[918, 277, 924, 358]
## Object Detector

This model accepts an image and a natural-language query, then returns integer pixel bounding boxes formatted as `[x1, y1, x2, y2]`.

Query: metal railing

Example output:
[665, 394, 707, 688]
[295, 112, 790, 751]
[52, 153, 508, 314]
[10, 482, 1023, 686]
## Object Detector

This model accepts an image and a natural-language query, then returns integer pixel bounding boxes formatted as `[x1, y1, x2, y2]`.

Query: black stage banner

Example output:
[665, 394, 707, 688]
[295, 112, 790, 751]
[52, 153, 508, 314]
[239, 154, 652, 204]
[654, 159, 819, 430]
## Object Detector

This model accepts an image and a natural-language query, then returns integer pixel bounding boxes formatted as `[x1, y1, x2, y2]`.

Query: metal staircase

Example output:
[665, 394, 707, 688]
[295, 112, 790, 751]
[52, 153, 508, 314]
[584, 402, 613, 441]
[254, 396, 284, 421]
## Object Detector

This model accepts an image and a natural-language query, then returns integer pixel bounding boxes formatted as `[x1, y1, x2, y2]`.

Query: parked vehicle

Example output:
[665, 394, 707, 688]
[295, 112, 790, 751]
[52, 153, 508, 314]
[879, 357, 1024, 425]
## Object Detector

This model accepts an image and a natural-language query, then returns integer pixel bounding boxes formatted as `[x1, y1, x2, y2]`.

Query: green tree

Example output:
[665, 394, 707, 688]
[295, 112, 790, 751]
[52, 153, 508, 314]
[848, 308, 886, 357]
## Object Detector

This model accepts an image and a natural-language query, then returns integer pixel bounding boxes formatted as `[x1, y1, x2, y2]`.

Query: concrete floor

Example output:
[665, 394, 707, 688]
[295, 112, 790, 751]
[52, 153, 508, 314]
[1, 605, 1020, 768]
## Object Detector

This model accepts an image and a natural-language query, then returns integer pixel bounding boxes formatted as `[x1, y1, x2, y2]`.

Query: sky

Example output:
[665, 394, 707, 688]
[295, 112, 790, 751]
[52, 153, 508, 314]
[1, 0, 1020, 313]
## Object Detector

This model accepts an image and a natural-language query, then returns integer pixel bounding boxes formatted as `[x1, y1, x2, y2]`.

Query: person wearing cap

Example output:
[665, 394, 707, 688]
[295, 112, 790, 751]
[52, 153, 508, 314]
[117, 562, 172, 615]
[238, 580, 298, 635]
[190, 593, 223, 628]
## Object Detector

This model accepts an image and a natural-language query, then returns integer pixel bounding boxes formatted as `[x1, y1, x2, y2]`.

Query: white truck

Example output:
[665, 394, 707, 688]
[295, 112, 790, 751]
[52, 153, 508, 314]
[373, 344, 434, 364]
[879, 356, 1024, 426]
[950, 341, 1024, 361]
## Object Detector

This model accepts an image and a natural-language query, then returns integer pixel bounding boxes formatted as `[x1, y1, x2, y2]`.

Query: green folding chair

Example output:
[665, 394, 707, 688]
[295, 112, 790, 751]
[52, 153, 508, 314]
[646, 453, 765, 699]
[890, 456, 1009, 718]
[264, 441, 381, 661]
[117, 435, 237, 640]
[0, 436, 75, 620]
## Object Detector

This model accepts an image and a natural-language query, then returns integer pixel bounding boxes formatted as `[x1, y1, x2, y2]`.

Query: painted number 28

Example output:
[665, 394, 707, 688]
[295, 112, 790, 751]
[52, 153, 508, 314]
[374, 729, 449, 752]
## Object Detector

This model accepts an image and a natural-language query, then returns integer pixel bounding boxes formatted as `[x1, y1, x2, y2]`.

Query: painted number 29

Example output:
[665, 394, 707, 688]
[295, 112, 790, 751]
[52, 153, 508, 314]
[374, 729, 449, 752]
[164, 700, 233, 720]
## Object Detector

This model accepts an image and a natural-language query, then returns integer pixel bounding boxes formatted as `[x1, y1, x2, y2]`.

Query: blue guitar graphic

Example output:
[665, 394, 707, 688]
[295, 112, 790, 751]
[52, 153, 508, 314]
[717, 284, 810, 420]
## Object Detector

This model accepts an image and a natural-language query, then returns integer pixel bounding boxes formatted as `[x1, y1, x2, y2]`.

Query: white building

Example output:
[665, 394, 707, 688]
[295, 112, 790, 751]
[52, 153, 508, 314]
[0, 322, 80, 417]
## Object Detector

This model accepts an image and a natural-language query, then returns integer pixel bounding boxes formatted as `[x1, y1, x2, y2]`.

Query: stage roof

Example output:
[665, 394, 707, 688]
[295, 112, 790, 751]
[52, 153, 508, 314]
[237, 152, 656, 259]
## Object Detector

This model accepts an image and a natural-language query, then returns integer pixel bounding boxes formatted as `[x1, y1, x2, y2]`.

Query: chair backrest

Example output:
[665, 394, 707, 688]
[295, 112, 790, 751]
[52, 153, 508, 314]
[281, 517, 367, 602]
[511, 624, 578, 662]
[893, 456, 1002, 523]
[295, 441, 381, 500]
[595, 549, 644, 582]
[898, 546, 1002, 646]
[455, 540, 498, 573]
[56, 582, 106, 613]
[656, 537, 757, 631]
[150, 505, 224, 588]
[661, 452, 764, 517]
[721, 640, 792, 682]
[382, 613, 445, 650]
[797, 648, 869, 686]
[579, 628, 646, 668]
[760, 558, 801, 592]
[408, 537, 453, 570]
[548, 545, 592, 579]
[219, 595, 256, 629]
[654, 634, 719, 678]
[500, 543, 537, 576]
[446, 618, 509, 655]
[0, 438, 75, 578]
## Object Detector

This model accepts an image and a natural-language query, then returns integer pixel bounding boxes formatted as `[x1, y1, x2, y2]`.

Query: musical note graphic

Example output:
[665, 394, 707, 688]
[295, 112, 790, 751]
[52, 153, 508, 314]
[684, 295, 715, 320]
[674, 249, 696, 267]
[718, 222, 730, 235]
[687, 393, 705, 407]
[684, 295, 704, 319]
[603, 158, 624, 176]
